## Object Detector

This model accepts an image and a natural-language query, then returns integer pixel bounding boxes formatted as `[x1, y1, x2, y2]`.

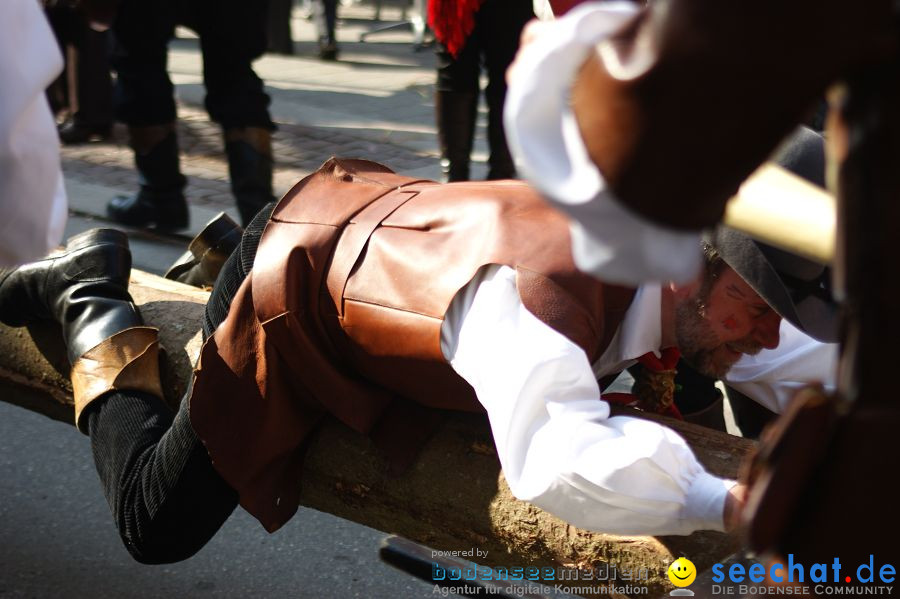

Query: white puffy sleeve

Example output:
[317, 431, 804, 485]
[725, 319, 838, 414]
[441, 265, 734, 535]
[503, 2, 701, 286]
[0, 0, 67, 266]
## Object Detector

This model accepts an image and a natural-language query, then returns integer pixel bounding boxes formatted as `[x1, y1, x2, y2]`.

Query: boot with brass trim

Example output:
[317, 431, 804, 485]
[224, 127, 276, 226]
[0, 228, 163, 432]
[107, 123, 189, 231]
[164, 212, 243, 288]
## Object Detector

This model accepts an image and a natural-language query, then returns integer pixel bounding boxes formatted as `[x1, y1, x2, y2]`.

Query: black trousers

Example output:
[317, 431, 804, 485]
[45, 3, 114, 128]
[434, 0, 533, 178]
[86, 204, 274, 564]
[316, 0, 338, 45]
[434, 0, 533, 97]
[111, 0, 274, 130]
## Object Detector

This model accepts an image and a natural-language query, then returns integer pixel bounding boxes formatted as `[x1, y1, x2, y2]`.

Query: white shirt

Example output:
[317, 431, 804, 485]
[0, 0, 68, 266]
[724, 319, 838, 413]
[503, 2, 702, 286]
[441, 265, 835, 536]
[591, 283, 662, 381]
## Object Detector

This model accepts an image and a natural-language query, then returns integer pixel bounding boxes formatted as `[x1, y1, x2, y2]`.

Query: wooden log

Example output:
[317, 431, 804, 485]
[0, 269, 755, 597]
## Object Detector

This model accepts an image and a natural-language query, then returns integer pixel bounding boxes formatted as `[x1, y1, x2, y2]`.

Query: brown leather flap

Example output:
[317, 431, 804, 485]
[258, 311, 392, 434]
[326, 190, 419, 318]
[516, 266, 602, 357]
[516, 266, 635, 362]
[254, 158, 433, 322]
[251, 220, 337, 324]
[271, 157, 432, 226]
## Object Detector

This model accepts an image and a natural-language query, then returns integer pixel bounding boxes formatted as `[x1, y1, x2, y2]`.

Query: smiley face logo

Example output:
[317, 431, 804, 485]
[668, 557, 697, 588]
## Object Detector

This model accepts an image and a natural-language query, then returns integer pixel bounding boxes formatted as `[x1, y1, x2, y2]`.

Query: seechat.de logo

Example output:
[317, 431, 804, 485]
[709, 554, 896, 596]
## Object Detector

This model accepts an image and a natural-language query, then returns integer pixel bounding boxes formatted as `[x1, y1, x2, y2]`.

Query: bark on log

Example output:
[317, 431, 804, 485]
[0, 269, 756, 597]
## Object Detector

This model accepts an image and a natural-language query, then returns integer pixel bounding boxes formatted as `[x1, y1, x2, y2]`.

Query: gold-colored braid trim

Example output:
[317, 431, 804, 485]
[633, 367, 677, 414]
[71, 326, 164, 434]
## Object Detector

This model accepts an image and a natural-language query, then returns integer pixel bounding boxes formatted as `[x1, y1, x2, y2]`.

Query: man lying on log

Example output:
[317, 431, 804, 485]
[0, 133, 835, 564]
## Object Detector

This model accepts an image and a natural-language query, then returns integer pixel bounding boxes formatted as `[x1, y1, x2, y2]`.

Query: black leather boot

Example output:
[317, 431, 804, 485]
[165, 212, 243, 288]
[224, 127, 276, 227]
[0, 229, 163, 432]
[435, 90, 477, 182]
[58, 119, 113, 145]
[485, 88, 516, 180]
[107, 124, 189, 231]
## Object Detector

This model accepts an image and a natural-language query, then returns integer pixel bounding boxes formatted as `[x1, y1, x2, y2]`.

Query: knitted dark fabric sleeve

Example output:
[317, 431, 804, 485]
[85, 202, 276, 564]
[203, 202, 275, 338]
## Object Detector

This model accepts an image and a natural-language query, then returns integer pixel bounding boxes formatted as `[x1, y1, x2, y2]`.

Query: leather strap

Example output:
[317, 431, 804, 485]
[326, 190, 419, 318]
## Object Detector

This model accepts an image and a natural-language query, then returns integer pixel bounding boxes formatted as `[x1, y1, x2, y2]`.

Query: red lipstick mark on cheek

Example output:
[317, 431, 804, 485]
[723, 316, 738, 330]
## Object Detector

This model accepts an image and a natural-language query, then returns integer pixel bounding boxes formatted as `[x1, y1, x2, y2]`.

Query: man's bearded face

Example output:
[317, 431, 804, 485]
[674, 266, 782, 379]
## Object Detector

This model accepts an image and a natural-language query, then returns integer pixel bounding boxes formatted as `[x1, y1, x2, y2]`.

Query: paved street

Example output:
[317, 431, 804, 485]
[1, 5, 492, 598]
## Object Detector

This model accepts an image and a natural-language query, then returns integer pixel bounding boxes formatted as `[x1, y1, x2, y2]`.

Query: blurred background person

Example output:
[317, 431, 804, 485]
[44, 0, 115, 145]
[106, 0, 276, 230]
[315, 0, 340, 60]
[428, 0, 533, 181]
[0, 0, 68, 266]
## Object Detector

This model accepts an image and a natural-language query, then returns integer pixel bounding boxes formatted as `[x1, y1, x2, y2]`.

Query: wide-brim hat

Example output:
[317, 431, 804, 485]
[703, 127, 838, 342]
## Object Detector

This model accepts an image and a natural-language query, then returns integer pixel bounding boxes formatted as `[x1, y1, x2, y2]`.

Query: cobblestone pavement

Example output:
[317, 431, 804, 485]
[62, 104, 439, 210]
[61, 2, 452, 220]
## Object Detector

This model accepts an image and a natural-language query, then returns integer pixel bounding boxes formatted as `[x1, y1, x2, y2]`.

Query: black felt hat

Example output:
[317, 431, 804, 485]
[704, 127, 838, 342]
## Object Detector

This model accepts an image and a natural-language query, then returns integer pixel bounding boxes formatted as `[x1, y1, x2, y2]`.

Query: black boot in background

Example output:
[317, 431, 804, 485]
[107, 124, 189, 230]
[165, 212, 243, 288]
[435, 90, 477, 182]
[485, 87, 516, 180]
[224, 127, 275, 227]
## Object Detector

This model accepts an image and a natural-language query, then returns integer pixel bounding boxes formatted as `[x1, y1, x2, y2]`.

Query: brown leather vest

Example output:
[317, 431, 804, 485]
[189, 158, 635, 532]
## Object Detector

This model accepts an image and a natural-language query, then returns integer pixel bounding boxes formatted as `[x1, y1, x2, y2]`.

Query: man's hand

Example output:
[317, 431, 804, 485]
[724, 483, 748, 531]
